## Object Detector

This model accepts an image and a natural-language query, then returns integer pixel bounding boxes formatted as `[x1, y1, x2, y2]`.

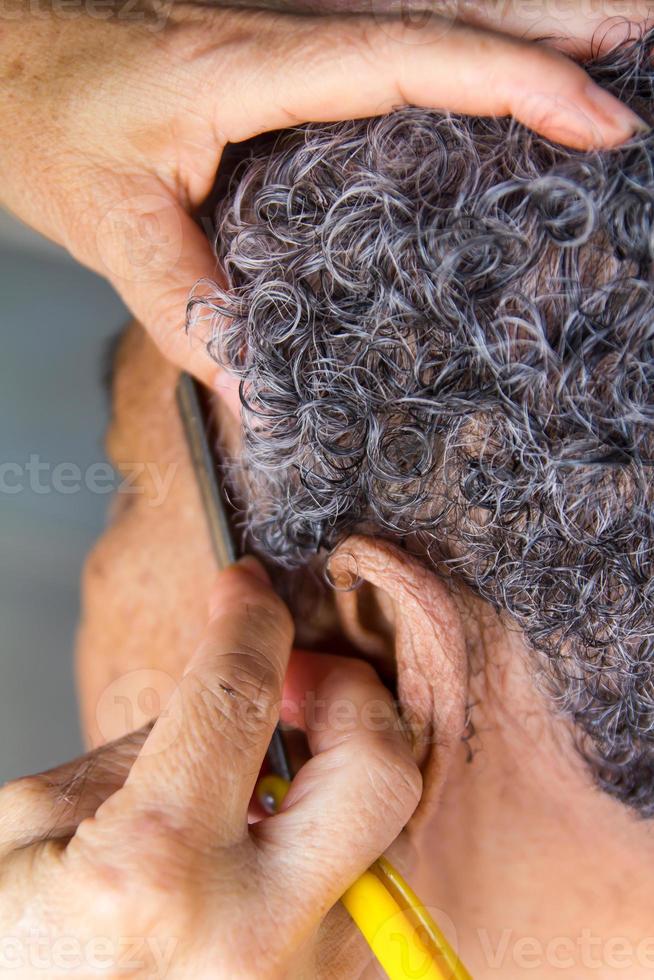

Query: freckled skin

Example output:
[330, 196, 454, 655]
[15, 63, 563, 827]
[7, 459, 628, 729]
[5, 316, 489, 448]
[76, 322, 216, 749]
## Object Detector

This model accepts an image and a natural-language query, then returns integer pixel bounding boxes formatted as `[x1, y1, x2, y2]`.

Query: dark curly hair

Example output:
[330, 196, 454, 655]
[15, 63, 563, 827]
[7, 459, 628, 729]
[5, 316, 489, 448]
[190, 30, 654, 815]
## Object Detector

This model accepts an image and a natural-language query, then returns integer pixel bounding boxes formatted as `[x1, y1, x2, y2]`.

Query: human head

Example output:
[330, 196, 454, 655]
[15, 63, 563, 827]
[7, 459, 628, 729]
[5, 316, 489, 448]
[77, 27, 654, 973]
[190, 29, 654, 815]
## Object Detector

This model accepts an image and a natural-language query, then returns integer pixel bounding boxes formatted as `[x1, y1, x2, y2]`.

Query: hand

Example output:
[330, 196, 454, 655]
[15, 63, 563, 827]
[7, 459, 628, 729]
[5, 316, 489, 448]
[0, 557, 420, 978]
[0, 0, 646, 386]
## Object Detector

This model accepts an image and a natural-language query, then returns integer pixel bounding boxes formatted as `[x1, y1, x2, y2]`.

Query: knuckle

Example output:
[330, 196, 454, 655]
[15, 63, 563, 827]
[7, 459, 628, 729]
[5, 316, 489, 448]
[203, 648, 276, 710]
[67, 850, 140, 934]
[364, 739, 423, 821]
[345, 17, 393, 73]
[199, 635, 283, 700]
[187, 647, 280, 748]
[279, 15, 393, 89]
[230, 641, 282, 694]
[344, 15, 441, 83]
[72, 811, 196, 934]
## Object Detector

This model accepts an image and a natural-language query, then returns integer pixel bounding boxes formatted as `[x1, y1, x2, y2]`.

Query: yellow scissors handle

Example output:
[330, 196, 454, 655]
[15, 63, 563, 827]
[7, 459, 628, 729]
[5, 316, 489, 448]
[256, 775, 472, 980]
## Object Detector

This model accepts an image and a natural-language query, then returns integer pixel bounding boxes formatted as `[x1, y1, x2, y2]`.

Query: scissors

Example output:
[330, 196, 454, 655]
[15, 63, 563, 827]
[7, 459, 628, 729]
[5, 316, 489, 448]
[176, 371, 472, 980]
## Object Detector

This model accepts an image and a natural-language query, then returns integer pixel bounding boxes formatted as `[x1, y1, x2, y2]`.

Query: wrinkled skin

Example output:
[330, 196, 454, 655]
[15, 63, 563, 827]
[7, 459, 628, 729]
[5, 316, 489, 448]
[1, 553, 423, 979]
[76, 323, 654, 978]
[2, 2, 654, 975]
[76, 322, 469, 977]
[0, 0, 648, 387]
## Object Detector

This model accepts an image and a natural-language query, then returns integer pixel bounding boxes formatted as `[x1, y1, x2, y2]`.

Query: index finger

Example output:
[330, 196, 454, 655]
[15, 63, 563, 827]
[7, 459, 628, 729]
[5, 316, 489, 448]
[117, 557, 294, 847]
[214, 12, 646, 150]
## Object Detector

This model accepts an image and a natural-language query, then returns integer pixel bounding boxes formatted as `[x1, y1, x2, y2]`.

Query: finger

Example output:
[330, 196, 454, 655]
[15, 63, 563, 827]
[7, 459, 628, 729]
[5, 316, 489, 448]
[116, 558, 294, 846]
[92, 189, 225, 388]
[215, 13, 647, 150]
[254, 651, 422, 915]
[0, 725, 150, 850]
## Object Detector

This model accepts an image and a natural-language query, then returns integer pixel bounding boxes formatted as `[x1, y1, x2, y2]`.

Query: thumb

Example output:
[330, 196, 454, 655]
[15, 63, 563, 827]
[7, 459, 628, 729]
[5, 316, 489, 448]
[0, 724, 151, 850]
[91, 187, 223, 388]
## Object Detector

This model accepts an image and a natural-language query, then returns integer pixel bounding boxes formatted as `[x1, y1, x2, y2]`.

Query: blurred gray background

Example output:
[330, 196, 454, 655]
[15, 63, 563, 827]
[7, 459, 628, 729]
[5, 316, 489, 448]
[0, 208, 128, 781]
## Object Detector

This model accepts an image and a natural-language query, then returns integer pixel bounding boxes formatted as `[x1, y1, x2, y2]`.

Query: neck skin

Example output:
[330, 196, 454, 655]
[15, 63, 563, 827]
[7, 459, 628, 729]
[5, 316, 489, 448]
[417, 611, 654, 978]
[333, 545, 654, 977]
[77, 322, 654, 979]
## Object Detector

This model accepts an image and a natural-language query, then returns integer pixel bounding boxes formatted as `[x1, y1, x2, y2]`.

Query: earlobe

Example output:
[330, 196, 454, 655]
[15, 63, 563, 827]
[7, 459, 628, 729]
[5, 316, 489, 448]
[328, 535, 469, 829]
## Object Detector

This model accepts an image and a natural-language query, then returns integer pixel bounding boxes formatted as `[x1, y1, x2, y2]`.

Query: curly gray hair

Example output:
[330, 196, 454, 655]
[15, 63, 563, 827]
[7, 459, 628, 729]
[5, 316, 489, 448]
[190, 30, 654, 814]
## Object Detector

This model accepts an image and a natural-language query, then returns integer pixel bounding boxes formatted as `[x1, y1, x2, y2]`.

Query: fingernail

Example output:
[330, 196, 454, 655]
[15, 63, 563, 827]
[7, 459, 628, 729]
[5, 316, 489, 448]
[236, 554, 272, 585]
[583, 82, 650, 143]
[208, 556, 272, 616]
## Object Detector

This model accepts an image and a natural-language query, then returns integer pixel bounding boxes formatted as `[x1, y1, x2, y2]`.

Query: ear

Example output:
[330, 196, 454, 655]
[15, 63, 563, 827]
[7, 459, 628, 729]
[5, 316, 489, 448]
[327, 535, 469, 827]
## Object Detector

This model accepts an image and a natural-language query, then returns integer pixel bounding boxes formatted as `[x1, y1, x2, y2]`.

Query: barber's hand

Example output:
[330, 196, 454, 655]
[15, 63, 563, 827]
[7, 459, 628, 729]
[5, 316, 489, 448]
[0, 557, 419, 978]
[0, 1, 646, 387]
